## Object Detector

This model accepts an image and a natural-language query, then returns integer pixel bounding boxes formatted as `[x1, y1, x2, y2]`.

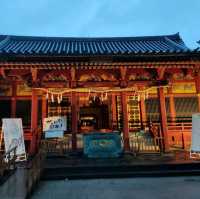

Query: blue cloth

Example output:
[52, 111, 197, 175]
[83, 132, 122, 158]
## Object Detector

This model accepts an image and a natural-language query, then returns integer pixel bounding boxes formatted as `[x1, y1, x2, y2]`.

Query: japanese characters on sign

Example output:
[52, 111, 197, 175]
[43, 116, 67, 131]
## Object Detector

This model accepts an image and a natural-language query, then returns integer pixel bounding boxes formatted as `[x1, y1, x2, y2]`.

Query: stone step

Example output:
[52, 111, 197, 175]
[42, 161, 200, 180]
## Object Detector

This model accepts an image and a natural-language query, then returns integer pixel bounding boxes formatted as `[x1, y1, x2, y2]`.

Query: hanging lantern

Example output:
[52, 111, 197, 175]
[51, 93, 54, 102]
[104, 92, 108, 101]
[146, 92, 149, 100]
[143, 93, 146, 101]
[133, 94, 136, 101]
[88, 90, 91, 101]
[46, 92, 49, 100]
[138, 94, 140, 102]
[57, 94, 60, 104]
[101, 92, 104, 102]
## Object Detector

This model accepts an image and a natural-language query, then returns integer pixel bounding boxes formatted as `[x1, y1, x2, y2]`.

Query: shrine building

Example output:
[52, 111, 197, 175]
[0, 33, 200, 155]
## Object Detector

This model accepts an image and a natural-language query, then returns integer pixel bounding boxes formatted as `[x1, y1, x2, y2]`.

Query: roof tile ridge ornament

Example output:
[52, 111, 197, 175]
[164, 34, 190, 51]
[195, 41, 200, 52]
[0, 35, 10, 50]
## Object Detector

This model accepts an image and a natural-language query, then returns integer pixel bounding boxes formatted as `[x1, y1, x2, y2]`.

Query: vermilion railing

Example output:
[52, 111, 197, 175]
[167, 122, 192, 131]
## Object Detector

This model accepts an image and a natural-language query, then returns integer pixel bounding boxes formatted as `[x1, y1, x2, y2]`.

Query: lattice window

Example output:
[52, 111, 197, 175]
[128, 96, 140, 132]
[145, 98, 160, 122]
[116, 96, 123, 130]
[48, 96, 72, 131]
[175, 97, 198, 121]
[165, 97, 171, 121]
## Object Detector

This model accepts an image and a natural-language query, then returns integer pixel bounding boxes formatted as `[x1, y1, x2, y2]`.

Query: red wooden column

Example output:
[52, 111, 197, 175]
[195, 75, 200, 112]
[168, 87, 176, 122]
[42, 96, 47, 123]
[71, 92, 78, 151]
[158, 87, 169, 152]
[140, 95, 147, 127]
[197, 94, 200, 112]
[111, 93, 117, 129]
[11, 82, 17, 117]
[30, 88, 38, 155]
[121, 92, 130, 151]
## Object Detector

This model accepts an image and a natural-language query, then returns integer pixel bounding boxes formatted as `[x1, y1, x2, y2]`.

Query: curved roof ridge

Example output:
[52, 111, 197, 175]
[0, 33, 181, 42]
[0, 33, 193, 56]
[164, 34, 190, 51]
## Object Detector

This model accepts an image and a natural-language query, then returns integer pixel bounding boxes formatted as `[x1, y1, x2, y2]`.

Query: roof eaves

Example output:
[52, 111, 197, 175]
[164, 35, 189, 51]
[0, 35, 10, 50]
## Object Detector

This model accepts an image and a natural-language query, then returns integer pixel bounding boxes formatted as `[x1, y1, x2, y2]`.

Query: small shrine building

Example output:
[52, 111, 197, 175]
[0, 33, 200, 154]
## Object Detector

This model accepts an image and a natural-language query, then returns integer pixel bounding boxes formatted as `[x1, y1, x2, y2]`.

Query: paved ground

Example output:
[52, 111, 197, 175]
[31, 176, 200, 199]
[0, 168, 27, 199]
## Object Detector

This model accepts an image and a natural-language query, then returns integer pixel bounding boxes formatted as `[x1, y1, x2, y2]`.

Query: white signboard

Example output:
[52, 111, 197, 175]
[45, 131, 64, 138]
[43, 116, 67, 132]
[191, 113, 200, 152]
[2, 118, 26, 160]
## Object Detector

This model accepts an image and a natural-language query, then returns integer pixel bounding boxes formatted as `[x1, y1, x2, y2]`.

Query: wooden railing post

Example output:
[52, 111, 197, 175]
[121, 92, 130, 151]
[158, 87, 169, 152]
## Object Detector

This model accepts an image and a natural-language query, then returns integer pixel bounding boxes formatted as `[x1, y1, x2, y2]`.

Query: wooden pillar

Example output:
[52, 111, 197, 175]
[158, 87, 169, 152]
[140, 95, 147, 128]
[195, 75, 200, 112]
[111, 93, 117, 129]
[71, 92, 78, 151]
[168, 86, 176, 122]
[197, 94, 200, 112]
[121, 92, 130, 151]
[30, 89, 38, 155]
[11, 82, 16, 117]
[42, 96, 47, 123]
[169, 94, 176, 122]
[11, 98, 16, 118]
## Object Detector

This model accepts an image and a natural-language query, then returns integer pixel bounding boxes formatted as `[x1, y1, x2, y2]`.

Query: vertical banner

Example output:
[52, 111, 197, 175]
[2, 118, 26, 161]
[191, 113, 200, 152]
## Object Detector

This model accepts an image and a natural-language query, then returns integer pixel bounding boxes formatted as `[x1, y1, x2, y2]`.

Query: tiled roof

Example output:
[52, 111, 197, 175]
[0, 33, 193, 56]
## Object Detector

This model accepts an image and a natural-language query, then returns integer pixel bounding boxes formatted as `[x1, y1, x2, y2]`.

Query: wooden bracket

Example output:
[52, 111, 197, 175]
[120, 67, 128, 87]
[0, 68, 6, 78]
[157, 68, 165, 80]
[31, 68, 37, 82]
[120, 66, 127, 80]
[71, 67, 76, 81]
[70, 67, 76, 88]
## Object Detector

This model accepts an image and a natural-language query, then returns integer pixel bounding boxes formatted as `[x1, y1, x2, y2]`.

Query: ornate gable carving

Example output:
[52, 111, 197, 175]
[42, 71, 68, 82]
